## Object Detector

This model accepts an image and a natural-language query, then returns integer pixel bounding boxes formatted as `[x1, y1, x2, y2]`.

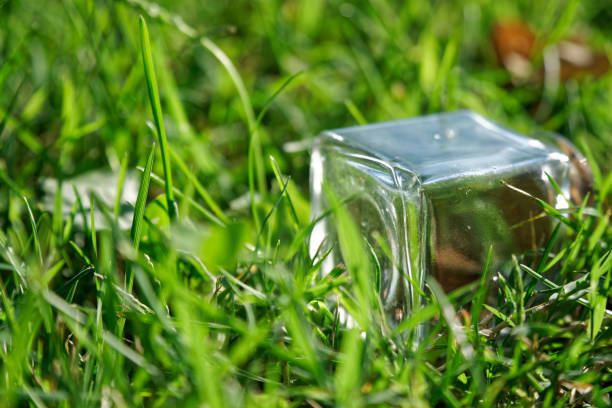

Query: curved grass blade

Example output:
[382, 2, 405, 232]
[255, 71, 303, 129]
[168, 146, 228, 225]
[198, 35, 266, 204]
[500, 180, 578, 230]
[143, 168, 223, 226]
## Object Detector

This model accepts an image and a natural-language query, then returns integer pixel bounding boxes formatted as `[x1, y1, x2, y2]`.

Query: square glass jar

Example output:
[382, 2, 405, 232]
[310, 110, 574, 327]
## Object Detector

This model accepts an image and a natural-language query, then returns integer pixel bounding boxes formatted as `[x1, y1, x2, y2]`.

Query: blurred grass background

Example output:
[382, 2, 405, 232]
[1, 0, 612, 406]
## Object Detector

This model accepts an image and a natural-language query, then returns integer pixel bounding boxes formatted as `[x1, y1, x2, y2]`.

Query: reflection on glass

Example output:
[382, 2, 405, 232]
[310, 110, 586, 328]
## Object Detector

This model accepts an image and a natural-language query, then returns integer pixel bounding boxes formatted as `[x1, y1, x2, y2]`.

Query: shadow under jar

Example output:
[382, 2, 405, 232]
[310, 110, 589, 329]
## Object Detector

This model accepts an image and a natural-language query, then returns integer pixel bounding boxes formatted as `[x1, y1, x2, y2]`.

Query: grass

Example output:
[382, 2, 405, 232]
[1, 0, 612, 406]
[139, 15, 176, 221]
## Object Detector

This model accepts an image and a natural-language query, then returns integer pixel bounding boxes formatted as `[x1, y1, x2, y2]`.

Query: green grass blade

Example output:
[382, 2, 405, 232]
[324, 183, 373, 329]
[536, 222, 561, 274]
[198, 36, 265, 197]
[255, 71, 303, 128]
[256, 174, 290, 247]
[471, 245, 493, 339]
[0, 276, 18, 333]
[131, 1, 264, 227]
[512, 255, 526, 325]
[114, 153, 129, 221]
[89, 192, 97, 259]
[139, 15, 177, 220]
[168, 147, 228, 224]
[429, 278, 474, 360]
[483, 304, 516, 327]
[0, 76, 25, 141]
[334, 328, 364, 406]
[269, 155, 299, 231]
[344, 99, 367, 125]
[144, 169, 224, 226]
[23, 196, 43, 267]
[52, 179, 63, 244]
[131, 144, 155, 250]
[589, 251, 612, 340]
[127, 144, 155, 292]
